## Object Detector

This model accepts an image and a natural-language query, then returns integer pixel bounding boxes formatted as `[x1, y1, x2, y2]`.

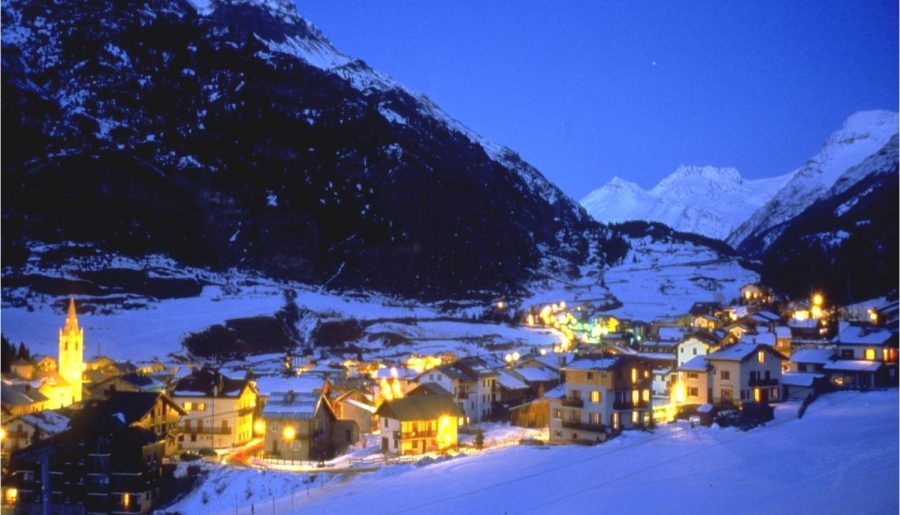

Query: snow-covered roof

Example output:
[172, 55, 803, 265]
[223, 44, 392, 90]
[757, 311, 781, 322]
[255, 374, 327, 396]
[781, 372, 825, 387]
[515, 366, 558, 383]
[834, 325, 893, 346]
[637, 352, 676, 362]
[373, 367, 417, 380]
[679, 355, 709, 372]
[563, 357, 620, 371]
[708, 342, 783, 362]
[740, 332, 776, 346]
[658, 327, 686, 341]
[790, 349, 834, 365]
[774, 326, 792, 338]
[823, 360, 882, 372]
[262, 392, 321, 419]
[495, 369, 529, 390]
[542, 384, 566, 399]
[697, 404, 713, 413]
[20, 410, 70, 434]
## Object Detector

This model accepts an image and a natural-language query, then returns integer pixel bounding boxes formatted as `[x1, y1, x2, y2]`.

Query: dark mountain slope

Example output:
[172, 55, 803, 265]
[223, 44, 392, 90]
[1, 0, 623, 300]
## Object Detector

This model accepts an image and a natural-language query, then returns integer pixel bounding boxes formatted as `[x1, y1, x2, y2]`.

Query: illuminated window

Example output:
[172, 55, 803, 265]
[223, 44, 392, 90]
[183, 402, 192, 411]
[642, 389, 650, 402]
[631, 368, 637, 383]
[631, 411, 638, 424]
[196, 403, 207, 411]
[644, 370, 650, 379]
[757, 351, 765, 364]
[590, 391, 601, 403]
[865, 349, 876, 360]
[553, 409, 561, 419]
[631, 390, 639, 405]
[753, 388, 761, 402]
[771, 388, 779, 399]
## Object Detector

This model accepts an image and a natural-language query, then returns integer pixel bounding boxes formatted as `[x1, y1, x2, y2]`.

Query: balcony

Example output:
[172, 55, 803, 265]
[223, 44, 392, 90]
[612, 400, 650, 410]
[561, 397, 584, 408]
[182, 426, 231, 435]
[748, 377, 779, 387]
[401, 430, 437, 439]
[561, 420, 605, 433]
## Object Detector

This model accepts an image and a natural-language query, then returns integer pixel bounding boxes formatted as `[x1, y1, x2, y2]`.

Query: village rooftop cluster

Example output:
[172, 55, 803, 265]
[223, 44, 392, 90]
[1, 285, 898, 513]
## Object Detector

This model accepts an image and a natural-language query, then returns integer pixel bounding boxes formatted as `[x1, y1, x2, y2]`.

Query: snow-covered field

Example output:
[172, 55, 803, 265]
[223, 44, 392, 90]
[169, 389, 898, 514]
[604, 237, 758, 321]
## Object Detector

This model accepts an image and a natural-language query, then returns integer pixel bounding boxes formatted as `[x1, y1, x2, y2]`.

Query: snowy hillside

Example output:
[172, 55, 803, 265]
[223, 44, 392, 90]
[728, 110, 899, 249]
[169, 389, 898, 514]
[581, 165, 791, 240]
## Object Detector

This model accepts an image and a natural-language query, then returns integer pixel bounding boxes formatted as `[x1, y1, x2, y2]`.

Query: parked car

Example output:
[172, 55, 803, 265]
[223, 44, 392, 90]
[179, 451, 201, 462]
[198, 448, 220, 464]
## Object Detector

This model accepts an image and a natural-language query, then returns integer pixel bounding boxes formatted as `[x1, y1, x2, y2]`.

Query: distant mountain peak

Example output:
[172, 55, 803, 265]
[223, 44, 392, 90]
[581, 165, 790, 241]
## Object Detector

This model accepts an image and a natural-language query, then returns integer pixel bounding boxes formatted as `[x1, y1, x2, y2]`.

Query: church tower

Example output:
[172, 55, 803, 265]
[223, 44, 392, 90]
[58, 298, 84, 404]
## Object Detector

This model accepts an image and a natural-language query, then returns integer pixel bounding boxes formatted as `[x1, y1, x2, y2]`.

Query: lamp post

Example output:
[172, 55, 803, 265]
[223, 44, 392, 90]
[283, 426, 296, 466]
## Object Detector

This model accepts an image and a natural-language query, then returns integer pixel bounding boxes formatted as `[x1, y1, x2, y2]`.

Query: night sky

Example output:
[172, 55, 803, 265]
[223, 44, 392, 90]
[298, 1, 898, 199]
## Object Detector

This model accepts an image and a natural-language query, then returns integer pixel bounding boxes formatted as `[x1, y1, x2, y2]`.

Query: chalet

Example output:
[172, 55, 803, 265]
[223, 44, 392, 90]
[261, 390, 357, 462]
[330, 389, 376, 434]
[676, 331, 722, 368]
[1, 381, 49, 420]
[739, 283, 773, 305]
[549, 355, 653, 443]
[689, 301, 723, 317]
[375, 394, 464, 455]
[9, 400, 167, 515]
[493, 368, 531, 412]
[677, 355, 710, 405]
[416, 357, 497, 425]
[1, 411, 69, 464]
[826, 325, 898, 387]
[705, 343, 786, 405]
[89, 373, 165, 400]
[169, 368, 257, 450]
[691, 314, 722, 331]
[774, 326, 793, 355]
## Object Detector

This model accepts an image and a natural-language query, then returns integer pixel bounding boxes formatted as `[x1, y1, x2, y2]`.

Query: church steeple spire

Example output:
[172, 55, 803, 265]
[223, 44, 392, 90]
[64, 298, 80, 333]
[59, 297, 84, 405]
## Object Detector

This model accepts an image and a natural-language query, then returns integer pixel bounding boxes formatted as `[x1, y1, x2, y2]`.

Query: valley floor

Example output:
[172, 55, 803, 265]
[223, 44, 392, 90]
[170, 389, 898, 515]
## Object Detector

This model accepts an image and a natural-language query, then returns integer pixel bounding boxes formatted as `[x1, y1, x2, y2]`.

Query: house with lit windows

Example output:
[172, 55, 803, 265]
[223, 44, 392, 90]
[739, 283, 774, 305]
[8, 392, 177, 514]
[677, 355, 711, 405]
[825, 324, 898, 387]
[676, 331, 722, 368]
[549, 355, 653, 444]
[169, 368, 257, 450]
[704, 343, 786, 405]
[375, 393, 464, 455]
[261, 390, 357, 462]
[414, 357, 497, 425]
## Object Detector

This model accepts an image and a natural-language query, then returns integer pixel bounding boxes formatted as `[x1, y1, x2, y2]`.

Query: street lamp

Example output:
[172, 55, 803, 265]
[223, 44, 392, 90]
[282, 426, 296, 466]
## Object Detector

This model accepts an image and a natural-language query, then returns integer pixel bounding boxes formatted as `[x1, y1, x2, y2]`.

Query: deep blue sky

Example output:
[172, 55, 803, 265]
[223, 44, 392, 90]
[297, 1, 898, 199]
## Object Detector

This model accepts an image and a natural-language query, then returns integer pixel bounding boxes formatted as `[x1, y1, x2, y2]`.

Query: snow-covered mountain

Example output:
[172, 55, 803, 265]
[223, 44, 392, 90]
[728, 110, 899, 250]
[580, 165, 792, 240]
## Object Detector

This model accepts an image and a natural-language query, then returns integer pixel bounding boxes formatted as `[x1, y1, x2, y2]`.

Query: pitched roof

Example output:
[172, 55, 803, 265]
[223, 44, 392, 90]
[1, 380, 49, 406]
[19, 411, 71, 434]
[679, 355, 710, 372]
[822, 360, 882, 372]
[781, 372, 824, 387]
[834, 325, 893, 346]
[789, 349, 834, 365]
[88, 391, 187, 422]
[170, 367, 252, 398]
[262, 392, 327, 420]
[494, 369, 529, 390]
[706, 342, 786, 362]
[375, 394, 463, 421]
[563, 357, 620, 371]
[407, 383, 453, 397]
